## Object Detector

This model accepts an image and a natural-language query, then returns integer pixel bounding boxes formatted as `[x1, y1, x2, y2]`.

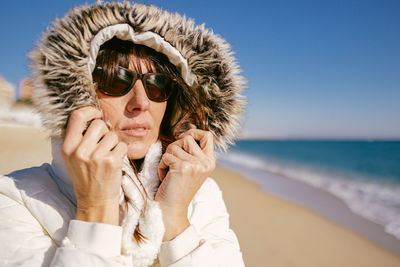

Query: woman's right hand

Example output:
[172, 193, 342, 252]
[61, 107, 127, 225]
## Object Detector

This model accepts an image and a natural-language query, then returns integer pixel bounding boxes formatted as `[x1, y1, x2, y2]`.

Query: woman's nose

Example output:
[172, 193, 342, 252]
[125, 79, 150, 113]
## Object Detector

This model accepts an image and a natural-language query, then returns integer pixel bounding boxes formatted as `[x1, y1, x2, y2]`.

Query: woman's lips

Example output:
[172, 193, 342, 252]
[121, 123, 150, 137]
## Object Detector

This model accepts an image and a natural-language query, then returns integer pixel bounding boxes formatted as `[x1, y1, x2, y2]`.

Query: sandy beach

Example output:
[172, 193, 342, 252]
[212, 167, 400, 267]
[1, 126, 400, 267]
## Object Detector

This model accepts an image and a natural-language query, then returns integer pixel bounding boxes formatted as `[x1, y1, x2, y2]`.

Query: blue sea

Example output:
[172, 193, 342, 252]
[218, 140, 400, 240]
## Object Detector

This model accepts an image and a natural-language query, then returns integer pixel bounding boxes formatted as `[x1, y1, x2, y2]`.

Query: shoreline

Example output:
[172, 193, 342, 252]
[217, 160, 400, 256]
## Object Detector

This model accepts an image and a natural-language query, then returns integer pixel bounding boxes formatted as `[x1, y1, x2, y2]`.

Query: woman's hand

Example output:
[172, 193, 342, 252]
[156, 129, 216, 241]
[61, 107, 127, 225]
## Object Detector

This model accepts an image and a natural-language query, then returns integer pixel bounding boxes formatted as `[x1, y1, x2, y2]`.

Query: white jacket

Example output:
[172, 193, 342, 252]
[0, 141, 245, 266]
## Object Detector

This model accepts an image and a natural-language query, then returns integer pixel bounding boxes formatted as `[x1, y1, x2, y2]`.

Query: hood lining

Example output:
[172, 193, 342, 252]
[88, 23, 197, 86]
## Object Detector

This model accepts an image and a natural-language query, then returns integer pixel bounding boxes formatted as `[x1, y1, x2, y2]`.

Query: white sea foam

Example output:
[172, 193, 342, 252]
[0, 106, 42, 128]
[219, 151, 400, 240]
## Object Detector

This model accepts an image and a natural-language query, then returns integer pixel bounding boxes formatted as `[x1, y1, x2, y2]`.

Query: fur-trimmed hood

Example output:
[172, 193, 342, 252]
[29, 0, 246, 150]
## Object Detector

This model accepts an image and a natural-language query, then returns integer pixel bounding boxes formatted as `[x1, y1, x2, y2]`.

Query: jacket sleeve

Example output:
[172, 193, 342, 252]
[0, 175, 131, 267]
[50, 220, 131, 266]
[158, 178, 245, 267]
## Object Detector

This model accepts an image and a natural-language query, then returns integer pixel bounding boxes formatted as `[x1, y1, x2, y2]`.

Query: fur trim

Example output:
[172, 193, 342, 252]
[29, 1, 246, 151]
[120, 141, 164, 266]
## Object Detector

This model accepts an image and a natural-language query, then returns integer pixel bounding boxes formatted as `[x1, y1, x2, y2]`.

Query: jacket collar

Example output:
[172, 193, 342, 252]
[49, 138, 163, 206]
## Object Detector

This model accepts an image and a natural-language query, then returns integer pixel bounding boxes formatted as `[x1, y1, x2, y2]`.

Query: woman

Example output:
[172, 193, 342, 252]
[0, 2, 246, 266]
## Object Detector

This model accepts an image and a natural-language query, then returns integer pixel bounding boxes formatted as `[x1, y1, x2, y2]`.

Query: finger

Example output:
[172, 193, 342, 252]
[166, 143, 197, 161]
[94, 131, 119, 155]
[79, 119, 109, 154]
[179, 129, 214, 156]
[63, 107, 103, 153]
[158, 153, 179, 181]
[181, 134, 204, 157]
[172, 135, 203, 158]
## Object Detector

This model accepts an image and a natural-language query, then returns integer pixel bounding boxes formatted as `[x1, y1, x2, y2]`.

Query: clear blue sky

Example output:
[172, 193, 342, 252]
[1, 0, 399, 139]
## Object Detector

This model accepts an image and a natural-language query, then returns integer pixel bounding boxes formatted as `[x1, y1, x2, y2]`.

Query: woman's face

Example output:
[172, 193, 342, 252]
[97, 60, 167, 159]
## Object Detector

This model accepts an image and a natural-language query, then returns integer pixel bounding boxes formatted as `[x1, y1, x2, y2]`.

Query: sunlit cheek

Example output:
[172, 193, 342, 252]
[154, 103, 167, 126]
[97, 97, 121, 129]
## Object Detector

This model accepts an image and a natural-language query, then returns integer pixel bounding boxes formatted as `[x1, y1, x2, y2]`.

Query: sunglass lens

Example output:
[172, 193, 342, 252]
[106, 78, 131, 96]
[93, 67, 132, 96]
[93, 66, 173, 101]
[145, 74, 171, 102]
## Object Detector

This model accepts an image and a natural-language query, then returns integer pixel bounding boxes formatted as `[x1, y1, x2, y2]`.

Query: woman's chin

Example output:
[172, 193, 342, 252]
[126, 141, 151, 160]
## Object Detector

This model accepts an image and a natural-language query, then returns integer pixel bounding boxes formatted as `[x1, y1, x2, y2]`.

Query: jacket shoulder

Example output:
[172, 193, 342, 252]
[192, 177, 223, 203]
[0, 164, 75, 243]
[189, 177, 229, 228]
[0, 164, 54, 203]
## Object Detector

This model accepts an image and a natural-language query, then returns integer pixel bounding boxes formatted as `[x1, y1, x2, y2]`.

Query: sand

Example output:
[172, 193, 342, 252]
[211, 167, 400, 267]
[1, 126, 400, 267]
[0, 126, 52, 174]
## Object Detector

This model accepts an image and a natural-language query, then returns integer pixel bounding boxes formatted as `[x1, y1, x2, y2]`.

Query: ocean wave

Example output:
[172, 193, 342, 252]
[0, 106, 42, 128]
[218, 151, 400, 240]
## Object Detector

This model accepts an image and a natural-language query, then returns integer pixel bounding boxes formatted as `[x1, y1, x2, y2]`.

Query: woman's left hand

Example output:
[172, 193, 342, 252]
[156, 129, 216, 241]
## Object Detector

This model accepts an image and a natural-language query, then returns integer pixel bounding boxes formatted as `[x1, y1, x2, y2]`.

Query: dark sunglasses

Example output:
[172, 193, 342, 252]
[92, 66, 175, 102]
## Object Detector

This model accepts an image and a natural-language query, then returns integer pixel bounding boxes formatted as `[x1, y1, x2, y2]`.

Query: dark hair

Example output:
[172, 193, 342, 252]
[94, 37, 207, 242]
